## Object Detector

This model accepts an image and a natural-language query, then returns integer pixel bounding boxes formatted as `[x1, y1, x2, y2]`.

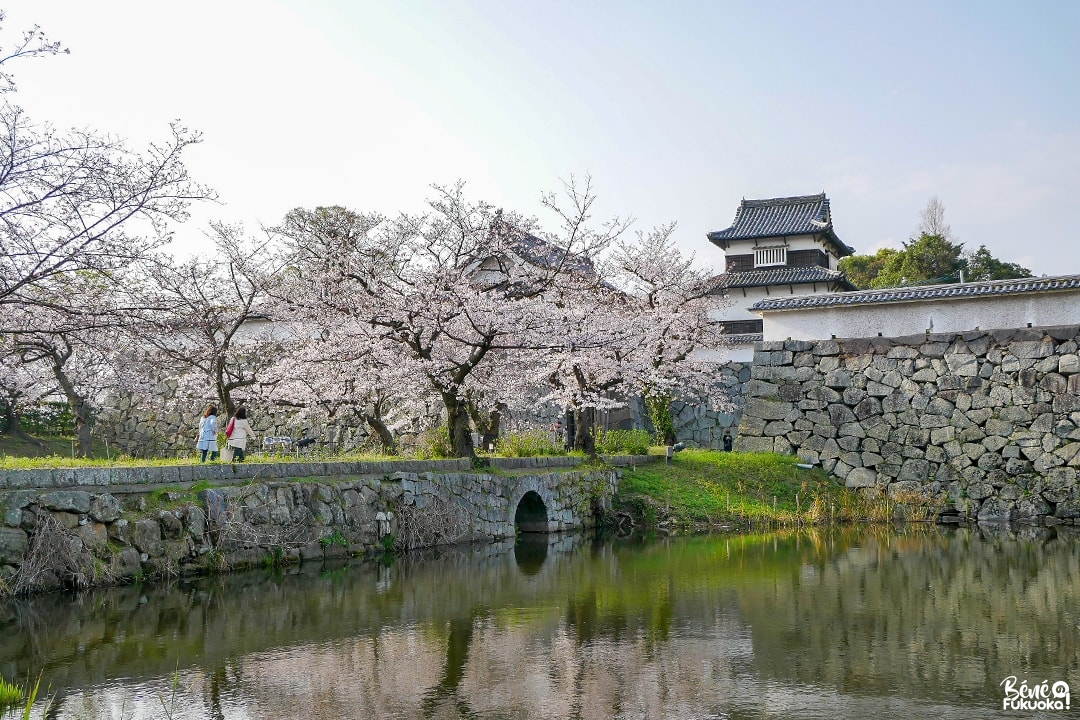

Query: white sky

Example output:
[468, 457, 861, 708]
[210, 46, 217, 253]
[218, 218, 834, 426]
[5, 0, 1079, 275]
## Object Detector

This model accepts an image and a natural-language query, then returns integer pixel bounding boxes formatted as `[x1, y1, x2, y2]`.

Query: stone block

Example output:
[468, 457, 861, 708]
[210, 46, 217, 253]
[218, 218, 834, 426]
[828, 404, 856, 425]
[926, 397, 955, 416]
[838, 422, 866, 439]
[845, 467, 877, 488]
[881, 370, 903, 388]
[844, 353, 874, 372]
[824, 370, 852, 389]
[763, 421, 793, 437]
[1060, 354, 1080, 374]
[887, 346, 920, 359]
[861, 452, 883, 467]
[746, 379, 779, 398]
[838, 436, 861, 452]
[887, 480, 921, 497]
[812, 340, 840, 356]
[90, 494, 122, 523]
[0, 527, 28, 564]
[39, 490, 92, 514]
[743, 398, 793, 421]
[751, 365, 798, 382]
[897, 459, 930, 483]
[1040, 373, 1068, 394]
[944, 353, 978, 377]
[1010, 340, 1054, 359]
[977, 497, 1015, 523]
[1054, 394, 1080, 413]
[733, 436, 774, 453]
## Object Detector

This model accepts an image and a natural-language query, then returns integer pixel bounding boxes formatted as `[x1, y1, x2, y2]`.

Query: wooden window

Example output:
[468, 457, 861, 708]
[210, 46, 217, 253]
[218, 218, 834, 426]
[719, 319, 763, 335]
[787, 249, 829, 268]
[725, 254, 754, 272]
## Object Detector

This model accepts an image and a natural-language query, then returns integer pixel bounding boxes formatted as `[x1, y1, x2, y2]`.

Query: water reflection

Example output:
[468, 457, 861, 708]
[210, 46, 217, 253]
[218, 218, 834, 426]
[1, 525, 1078, 719]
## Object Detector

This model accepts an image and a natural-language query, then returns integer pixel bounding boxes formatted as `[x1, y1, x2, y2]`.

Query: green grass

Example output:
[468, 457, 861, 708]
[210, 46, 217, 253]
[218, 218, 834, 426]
[0, 676, 24, 708]
[0, 434, 401, 470]
[617, 449, 881, 528]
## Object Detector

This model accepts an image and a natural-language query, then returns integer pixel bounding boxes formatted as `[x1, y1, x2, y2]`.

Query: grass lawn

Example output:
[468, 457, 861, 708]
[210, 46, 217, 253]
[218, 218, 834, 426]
[618, 448, 890, 528]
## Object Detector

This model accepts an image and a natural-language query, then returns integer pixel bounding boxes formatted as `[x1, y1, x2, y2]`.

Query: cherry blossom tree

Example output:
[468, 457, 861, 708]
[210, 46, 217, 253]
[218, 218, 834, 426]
[0, 273, 129, 456]
[260, 321, 429, 454]
[607, 224, 733, 443]
[536, 224, 732, 451]
[128, 224, 289, 417]
[0, 12, 212, 323]
[277, 180, 628, 458]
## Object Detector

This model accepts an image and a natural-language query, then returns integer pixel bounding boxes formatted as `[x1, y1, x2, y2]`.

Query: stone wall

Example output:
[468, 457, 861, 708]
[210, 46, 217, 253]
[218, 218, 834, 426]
[672, 361, 751, 449]
[97, 389, 396, 458]
[734, 326, 1080, 524]
[0, 457, 623, 595]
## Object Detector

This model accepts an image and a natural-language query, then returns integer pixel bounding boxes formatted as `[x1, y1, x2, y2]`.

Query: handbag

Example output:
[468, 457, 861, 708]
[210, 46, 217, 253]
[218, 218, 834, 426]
[225, 417, 236, 439]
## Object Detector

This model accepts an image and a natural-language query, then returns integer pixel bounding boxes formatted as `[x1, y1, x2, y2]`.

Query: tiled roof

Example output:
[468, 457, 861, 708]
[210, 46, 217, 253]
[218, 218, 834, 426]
[750, 275, 1080, 312]
[707, 193, 855, 257]
[511, 231, 597, 278]
[711, 266, 857, 291]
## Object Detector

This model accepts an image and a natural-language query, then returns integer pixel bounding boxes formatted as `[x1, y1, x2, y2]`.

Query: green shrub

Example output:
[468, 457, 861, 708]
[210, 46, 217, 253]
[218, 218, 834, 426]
[319, 529, 348, 548]
[597, 429, 651, 455]
[496, 429, 563, 457]
[416, 425, 454, 459]
[1, 400, 75, 435]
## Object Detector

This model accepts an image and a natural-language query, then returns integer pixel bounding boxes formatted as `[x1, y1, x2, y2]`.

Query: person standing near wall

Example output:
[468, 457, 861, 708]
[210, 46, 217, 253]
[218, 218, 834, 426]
[226, 406, 254, 462]
[722, 430, 733, 452]
[196, 405, 219, 462]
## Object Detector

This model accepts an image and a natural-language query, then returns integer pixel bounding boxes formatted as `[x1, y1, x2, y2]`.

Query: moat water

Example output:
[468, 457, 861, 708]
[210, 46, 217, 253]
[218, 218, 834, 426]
[1, 524, 1078, 719]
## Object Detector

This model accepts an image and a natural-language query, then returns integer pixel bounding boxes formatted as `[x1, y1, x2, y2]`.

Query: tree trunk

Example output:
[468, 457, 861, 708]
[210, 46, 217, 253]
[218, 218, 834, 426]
[49, 354, 94, 458]
[467, 399, 503, 451]
[364, 413, 397, 455]
[0, 400, 16, 435]
[442, 392, 475, 458]
[574, 406, 596, 457]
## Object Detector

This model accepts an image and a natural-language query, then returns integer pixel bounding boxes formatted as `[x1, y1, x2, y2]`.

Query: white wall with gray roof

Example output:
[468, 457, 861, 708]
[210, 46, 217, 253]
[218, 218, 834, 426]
[753, 275, 1080, 342]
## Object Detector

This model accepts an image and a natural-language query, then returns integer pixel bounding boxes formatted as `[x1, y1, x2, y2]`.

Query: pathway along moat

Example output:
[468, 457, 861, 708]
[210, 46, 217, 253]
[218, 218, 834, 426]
[1, 524, 1078, 720]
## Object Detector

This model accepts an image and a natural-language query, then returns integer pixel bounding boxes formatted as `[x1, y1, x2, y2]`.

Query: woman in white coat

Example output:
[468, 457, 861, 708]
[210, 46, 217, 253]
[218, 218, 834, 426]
[226, 405, 255, 462]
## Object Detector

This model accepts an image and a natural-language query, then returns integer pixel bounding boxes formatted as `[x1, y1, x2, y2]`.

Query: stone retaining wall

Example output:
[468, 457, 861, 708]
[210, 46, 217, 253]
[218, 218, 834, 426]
[0, 458, 623, 595]
[672, 361, 751, 449]
[0, 455, 652, 491]
[734, 326, 1080, 524]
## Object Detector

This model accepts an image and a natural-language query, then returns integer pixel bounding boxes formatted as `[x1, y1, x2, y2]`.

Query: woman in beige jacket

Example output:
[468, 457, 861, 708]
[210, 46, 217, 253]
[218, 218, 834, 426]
[226, 406, 255, 462]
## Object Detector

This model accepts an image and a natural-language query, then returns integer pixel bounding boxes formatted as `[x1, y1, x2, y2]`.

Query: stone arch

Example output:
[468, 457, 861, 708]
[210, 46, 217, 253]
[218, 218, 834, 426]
[514, 490, 549, 532]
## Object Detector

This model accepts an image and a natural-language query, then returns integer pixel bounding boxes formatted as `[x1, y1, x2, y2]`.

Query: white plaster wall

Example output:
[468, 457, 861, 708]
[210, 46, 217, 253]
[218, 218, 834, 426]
[695, 344, 754, 363]
[709, 286, 771, 322]
[760, 290, 1080, 341]
[712, 282, 846, 324]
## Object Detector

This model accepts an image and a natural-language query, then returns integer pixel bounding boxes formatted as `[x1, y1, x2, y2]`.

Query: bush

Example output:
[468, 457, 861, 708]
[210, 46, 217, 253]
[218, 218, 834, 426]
[1, 400, 75, 435]
[416, 425, 455, 459]
[596, 429, 651, 455]
[496, 429, 563, 457]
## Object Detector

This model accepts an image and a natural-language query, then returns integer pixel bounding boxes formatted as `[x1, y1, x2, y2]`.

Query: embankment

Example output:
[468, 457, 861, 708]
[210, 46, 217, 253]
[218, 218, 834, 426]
[0, 456, 634, 596]
[734, 325, 1080, 524]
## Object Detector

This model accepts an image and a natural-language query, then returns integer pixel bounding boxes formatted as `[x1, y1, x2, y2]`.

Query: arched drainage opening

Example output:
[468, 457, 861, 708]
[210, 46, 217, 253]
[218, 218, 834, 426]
[514, 490, 549, 533]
